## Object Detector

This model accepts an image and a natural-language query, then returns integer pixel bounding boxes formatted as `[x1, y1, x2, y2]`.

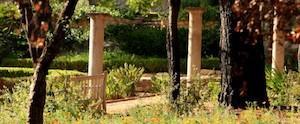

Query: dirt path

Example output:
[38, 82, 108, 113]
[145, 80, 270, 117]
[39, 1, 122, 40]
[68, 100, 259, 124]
[106, 95, 165, 114]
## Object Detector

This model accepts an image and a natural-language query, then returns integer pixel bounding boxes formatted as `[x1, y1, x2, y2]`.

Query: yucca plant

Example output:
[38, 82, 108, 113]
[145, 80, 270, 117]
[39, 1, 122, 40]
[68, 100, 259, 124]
[106, 63, 144, 99]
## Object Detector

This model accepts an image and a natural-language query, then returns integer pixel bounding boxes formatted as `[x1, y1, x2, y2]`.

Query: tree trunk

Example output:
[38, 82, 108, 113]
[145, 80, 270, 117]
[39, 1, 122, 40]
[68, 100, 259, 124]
[166, 0, 181, 103]
[27, 0, 78, 123]
[219, 0, 269, 108]
[218, 0, 233, 107]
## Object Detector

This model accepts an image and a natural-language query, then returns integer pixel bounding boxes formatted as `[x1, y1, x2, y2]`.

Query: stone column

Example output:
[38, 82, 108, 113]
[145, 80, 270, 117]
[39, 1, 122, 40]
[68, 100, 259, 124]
[272, 13, 285, 73]
[87, 13, 108, 99]
[187, 8, 204, 81]
[88, 13, 106, 76]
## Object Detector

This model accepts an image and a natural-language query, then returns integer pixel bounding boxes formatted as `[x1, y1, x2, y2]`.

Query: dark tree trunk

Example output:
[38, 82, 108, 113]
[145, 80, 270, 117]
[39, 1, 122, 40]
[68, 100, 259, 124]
[27, 0, 78, 123]
[166, 0, 181, 103]
[219, 0, 269, 108]
[218, 0, 234, 107]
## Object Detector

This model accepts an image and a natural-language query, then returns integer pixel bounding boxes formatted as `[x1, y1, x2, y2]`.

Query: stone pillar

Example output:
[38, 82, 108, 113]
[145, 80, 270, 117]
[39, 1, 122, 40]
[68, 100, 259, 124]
[272, 14, 285, 73]
[187, 8, 204, 81]
[88, 13, 106, 76]
[87, 13, 107, 99]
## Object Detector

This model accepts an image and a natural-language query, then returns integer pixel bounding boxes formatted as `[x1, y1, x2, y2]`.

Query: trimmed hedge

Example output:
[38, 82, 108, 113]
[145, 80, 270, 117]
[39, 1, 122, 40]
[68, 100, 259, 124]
[0, 57, 220, 73]
[105, 25, 219, 58]
[0, 59, 87, 72]
[0, 67, 85, 78]
[0, 67, 33, 77]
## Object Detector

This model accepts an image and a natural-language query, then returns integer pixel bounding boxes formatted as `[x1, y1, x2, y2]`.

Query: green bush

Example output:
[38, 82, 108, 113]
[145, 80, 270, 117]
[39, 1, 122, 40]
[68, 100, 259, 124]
[0, 75, 104, 123]
[0, 59, 87, 72]
[266, 70, 300, 106]
[150, 73, 169, 93]
[105, 25, 169, 57]
[106, 63, 144, 99]
[171, 74, 220, 115]
[0, 2, 28, 60]
[0, 67, 85, 78]
[202, 57, 220, 70]
[0, 57, 220, 73]
[0, 67, 33, 78]
[0, 59, 33, 68]
[105, 25, 219, 58]
[150, 72, 220, 115]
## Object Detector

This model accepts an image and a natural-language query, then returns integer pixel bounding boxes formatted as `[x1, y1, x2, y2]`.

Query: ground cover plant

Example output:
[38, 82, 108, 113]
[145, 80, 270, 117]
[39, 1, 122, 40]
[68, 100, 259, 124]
[1, 70, 300, 123]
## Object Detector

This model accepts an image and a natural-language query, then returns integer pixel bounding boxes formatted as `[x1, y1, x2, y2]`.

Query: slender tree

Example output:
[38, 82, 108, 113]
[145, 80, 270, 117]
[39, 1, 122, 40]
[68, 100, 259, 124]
[16, 0, 79, 123]
[219, 0, 269, 108]
[166, 0, 181, 103]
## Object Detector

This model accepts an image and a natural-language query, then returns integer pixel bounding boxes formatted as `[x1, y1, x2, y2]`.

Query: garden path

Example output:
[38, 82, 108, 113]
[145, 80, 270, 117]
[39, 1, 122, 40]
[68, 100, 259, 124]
[106, 95, 165, 114]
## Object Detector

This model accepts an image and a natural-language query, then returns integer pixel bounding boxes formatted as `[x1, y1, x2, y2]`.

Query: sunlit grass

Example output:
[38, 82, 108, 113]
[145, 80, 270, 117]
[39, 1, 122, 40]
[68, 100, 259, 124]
[1, 67, 300, 123]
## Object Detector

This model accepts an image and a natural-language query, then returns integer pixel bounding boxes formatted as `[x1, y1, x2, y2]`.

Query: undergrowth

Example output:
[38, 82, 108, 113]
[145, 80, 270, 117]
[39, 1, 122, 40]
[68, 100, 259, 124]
[1, 69, 300, 123]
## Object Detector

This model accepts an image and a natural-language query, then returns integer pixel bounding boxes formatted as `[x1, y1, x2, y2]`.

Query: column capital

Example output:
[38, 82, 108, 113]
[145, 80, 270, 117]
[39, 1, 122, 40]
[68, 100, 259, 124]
[186, 7, 205, 14]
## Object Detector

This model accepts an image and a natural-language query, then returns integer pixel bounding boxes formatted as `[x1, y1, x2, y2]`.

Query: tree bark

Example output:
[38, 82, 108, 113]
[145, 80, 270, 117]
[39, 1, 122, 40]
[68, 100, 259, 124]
[219, 0, 269, 108]
[218, 0, 234, 107]
[166, 0, 181, 103]
[27, 0, 78, 123]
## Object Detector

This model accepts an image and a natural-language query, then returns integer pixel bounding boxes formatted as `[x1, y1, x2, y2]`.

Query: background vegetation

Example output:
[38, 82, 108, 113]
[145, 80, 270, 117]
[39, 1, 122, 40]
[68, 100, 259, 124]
[0, 0, 219, 65]
[2, 0, 300, 123]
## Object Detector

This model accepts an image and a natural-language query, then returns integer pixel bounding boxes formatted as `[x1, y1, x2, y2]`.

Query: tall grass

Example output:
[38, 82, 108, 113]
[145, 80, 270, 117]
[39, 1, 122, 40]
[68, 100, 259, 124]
[1, 68, 300, 123]
[266, 69, 300, 106]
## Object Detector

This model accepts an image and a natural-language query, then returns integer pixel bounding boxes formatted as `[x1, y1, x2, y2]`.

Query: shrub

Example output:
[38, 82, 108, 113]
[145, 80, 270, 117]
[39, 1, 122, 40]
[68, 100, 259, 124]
[150, 73, 169, 93]
[105, 25, 219, 58]
[0, 25, 27, 61]
[266, 70, 300, 106]
[105, 25, 170, 57]
[1, 57, 219, 73]
[0, 67, 85, 78]
[171, 74, 220, 115]
[202, 57, 220, 70]
[0, 67, 33, 78]
[0, 75, 104, 123]
[106, 63, 144, 99]
[149, 72, 220, 115]
[0, 2, 28, 60]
